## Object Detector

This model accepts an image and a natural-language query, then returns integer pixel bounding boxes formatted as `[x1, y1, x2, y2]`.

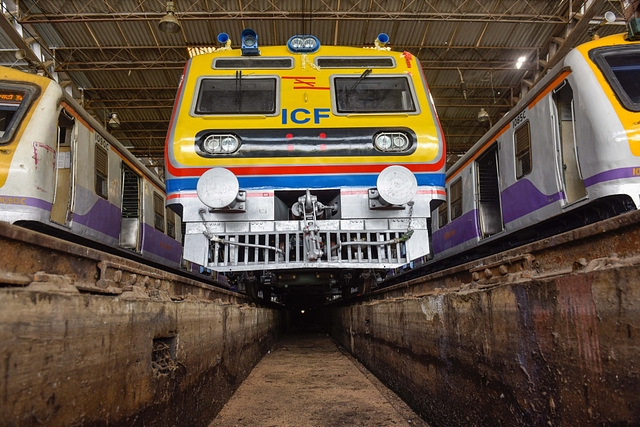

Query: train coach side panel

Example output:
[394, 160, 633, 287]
[0, 82, 60, 224]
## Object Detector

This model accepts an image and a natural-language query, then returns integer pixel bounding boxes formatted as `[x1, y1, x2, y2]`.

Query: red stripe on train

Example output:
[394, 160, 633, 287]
[166, 156, 445, 177]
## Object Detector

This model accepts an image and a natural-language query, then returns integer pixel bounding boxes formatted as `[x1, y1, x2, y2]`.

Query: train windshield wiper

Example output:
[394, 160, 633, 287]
[235, 70, 243, 109]
[349, 69, 372, 92]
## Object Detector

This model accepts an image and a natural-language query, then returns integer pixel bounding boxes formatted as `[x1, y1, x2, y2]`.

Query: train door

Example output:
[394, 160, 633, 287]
[475, 144, 504, 238]
[552, 80, 586, 204]
[50, 109, 76, 226]
[119, 164, 141, 251]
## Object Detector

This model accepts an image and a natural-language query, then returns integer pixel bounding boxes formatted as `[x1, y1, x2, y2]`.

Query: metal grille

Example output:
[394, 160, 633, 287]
[210, 230, 407, 269]
[213, 57, 293, 69]
[153, 192, 164, 232]
[515, 121, 532, 178]
[94, 144, 108, 199]
[121, 166, 139, 219]
[477, 150, 500, 203]
[316, 57, 395, 68]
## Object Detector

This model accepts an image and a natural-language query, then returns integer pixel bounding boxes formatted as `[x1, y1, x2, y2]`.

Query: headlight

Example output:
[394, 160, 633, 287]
[375, 134, 392, 150]
[203, 135, 221, 153]
[243, 36, 256, 47]
[303, 37, 317, 49]
[287, 35, 321, 53]
[392, 135, 409, 150]
[201, 134, 239, 154]
[290, 37, 304, 49]
[374, 132, 410, 152]
[221, 136, 238, 152]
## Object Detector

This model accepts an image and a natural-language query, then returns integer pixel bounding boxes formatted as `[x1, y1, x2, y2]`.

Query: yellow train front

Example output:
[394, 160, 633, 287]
[165, 31, 445, 299]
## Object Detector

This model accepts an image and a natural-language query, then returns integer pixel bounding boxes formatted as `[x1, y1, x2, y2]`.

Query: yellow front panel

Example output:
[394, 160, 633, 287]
[171, 46, 440, 169]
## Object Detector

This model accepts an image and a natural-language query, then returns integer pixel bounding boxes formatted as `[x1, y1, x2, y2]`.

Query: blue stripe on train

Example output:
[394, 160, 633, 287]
[166, 173, 445, 194]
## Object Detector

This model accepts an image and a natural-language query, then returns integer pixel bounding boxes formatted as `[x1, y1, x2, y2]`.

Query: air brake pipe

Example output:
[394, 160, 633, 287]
[330, 229, 414, 253]
[199, 209, 283, 254]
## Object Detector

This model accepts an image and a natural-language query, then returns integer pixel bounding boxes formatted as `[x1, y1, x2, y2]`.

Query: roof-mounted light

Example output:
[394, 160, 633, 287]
[374, 33, 389, 49]
[216, 32, 232, 51]
[287, 35, 320, 53]
[241, 29, 260, 56]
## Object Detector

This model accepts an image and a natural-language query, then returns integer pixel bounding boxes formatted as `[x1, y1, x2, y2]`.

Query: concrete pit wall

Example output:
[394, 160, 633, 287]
[0, 289, 281, 427]
[325, 263, 640, 426]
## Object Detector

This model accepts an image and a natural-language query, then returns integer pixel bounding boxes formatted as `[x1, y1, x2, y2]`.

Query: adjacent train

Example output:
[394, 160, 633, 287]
[429, 31, 640, 264]
[0, 66, 184, 268]
[165, 31, 446, 299]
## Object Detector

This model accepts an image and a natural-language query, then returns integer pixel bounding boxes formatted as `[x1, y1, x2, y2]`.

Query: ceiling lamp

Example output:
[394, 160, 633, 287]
[159, 1, 181, 34]
[108, 112, 121, 130]
[477, 108, 490, 123]
[591, 11, 617, 40]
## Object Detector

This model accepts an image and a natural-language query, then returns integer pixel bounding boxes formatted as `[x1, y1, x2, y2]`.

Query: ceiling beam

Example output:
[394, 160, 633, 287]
[540, 0, 605, 76]
[20, 11, 568, 24]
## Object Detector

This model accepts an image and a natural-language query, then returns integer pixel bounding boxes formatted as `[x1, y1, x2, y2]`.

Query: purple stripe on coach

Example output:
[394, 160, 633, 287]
[72, 198, 122, 239]
[583, 166, 640, 188]
[141, 222, 182, 264]
[501, 179, 564, 224]
[432, 209, 480, 253]
[0, 195, 53, 211]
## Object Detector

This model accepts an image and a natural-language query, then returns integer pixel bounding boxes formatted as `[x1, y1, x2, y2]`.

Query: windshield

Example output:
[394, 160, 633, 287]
[334, 75, 416, 114]
[194, 77, 277, 115]
[590, 46, 640, 112]
[0, 85, 34, 144]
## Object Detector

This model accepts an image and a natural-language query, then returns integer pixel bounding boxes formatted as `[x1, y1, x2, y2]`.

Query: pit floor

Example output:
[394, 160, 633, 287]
[209, 333, 429, 427]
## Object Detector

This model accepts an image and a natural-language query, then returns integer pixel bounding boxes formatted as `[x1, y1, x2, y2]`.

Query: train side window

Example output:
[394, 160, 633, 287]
[166, 208, 176, 238]
[514, 121, 532, 179]
[94, 145, 109, 199]
[450, 179, 463, 220]
[58, 110, 75, 146]
[438, 189, 449, 226]
[154, 192, 165, 232]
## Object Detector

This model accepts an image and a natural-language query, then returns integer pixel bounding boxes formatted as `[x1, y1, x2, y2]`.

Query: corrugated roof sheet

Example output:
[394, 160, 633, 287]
[0, 0, 630, 169]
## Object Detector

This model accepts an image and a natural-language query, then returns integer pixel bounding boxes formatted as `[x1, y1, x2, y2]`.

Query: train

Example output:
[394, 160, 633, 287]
[0, 66, 184, 268]
[426, 30, 640, 268]
[165, 30, 446, 301]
